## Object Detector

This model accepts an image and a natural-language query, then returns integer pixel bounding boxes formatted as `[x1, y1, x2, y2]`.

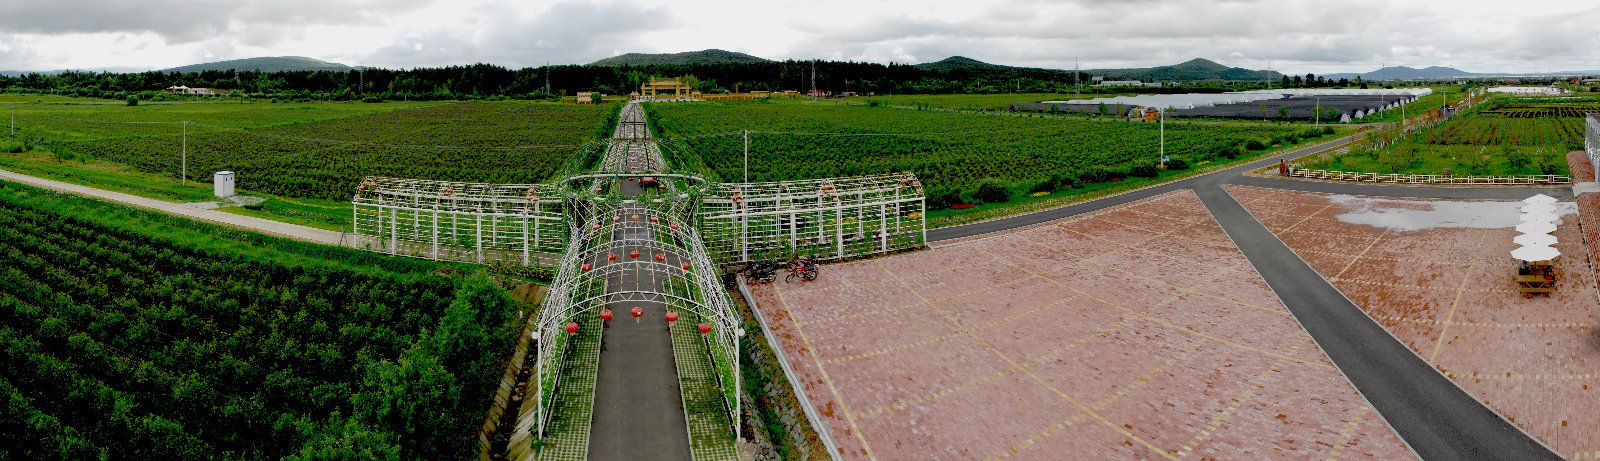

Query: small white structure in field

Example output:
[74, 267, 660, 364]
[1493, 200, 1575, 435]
[214, 171, 235, 198]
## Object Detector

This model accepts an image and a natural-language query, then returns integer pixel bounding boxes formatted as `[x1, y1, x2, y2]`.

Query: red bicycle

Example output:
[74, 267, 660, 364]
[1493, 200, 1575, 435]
[785, 256, 819, 283]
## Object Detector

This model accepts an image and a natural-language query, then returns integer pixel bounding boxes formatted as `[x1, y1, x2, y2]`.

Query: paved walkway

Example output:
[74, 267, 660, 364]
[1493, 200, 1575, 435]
[746, 190, 1414, 459]
[0, 168, 343, 245]
[924, 135, 1567, 459]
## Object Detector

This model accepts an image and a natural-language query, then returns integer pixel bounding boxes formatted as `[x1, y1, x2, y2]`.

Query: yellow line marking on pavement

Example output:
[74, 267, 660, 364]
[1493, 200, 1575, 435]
[1431, 228, 1489, 364]
[795, 271, 1040, 327]
[1331, 227, 1391, 280]
[819, 332, 965, 365]
[1322, 405, 1373, 460]
[1295, 248, 1476, 266]
[780, 253, 1002, 296]
[1326, 277, 1518, 293]
[1178, 336, 1310, 458]
[1015, 231, 1290, 316]
[988, 338, 1208, 460]
[1368, 314, 1592, 329]
[979, 244, 1335, 370]
[1441, 370, 1600, 380]
[872, 259, 1184, 461]
[772, 287, 880, 460]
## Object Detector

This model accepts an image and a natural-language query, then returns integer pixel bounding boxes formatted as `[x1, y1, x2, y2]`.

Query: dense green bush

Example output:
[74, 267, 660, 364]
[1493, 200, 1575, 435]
[972, 178, 1012, 204]
[1164, 158, 1190, 170]
[1129, 163, 1159, 178]
[0, 181, 513, 460]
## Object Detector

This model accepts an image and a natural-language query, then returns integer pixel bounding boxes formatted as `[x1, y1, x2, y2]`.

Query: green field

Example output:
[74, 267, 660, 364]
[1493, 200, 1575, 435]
[4, 100, 615, 204]
[839, 93, 1094, 111]
[645, 99, 1327, 208]
[1299, 95, 1586, 176]
[0, 179, 515, 460]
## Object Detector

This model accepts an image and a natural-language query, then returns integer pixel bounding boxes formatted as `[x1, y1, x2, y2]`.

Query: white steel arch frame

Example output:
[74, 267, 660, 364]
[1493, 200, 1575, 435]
[701, 172, 927, 264]
[350, 176, 566, 266]
[532, 205, 742, 440]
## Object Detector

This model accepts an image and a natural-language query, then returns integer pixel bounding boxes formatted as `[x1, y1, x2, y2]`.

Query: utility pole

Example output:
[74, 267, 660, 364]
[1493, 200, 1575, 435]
[743, 130, 749, 183]
[544, 61, 550, 95]
[1315, 96, 1320, 128]
[1266, 60, 1272, 90]
[9, 104, 13, 139]
[181, 121, 188, 186]
[810, 61, 817, 101]
[1159, 108, 1165, 166]
[1074, 57, 1079, 99]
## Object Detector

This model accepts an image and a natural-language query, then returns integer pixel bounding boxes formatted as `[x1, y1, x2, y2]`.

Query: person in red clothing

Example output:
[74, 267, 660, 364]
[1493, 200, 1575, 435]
[1279, 158, 1289, 176]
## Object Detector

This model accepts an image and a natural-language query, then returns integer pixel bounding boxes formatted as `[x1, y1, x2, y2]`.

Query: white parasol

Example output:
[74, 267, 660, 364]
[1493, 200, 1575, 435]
[1514, 233, 1558, 246]
[1521, 203, 1558, 214]
[1517, 221, 1558, 234]
[1511, 244, 1561, 261]
[1523, 194, 1557, 204]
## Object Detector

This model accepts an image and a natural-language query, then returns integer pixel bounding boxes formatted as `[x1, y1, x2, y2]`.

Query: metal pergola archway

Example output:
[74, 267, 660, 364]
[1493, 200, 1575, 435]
[532, 205, 742, 440]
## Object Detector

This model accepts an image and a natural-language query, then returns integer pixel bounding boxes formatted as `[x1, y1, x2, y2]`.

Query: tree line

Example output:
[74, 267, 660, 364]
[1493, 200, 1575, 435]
[2, 61, 1298, 103]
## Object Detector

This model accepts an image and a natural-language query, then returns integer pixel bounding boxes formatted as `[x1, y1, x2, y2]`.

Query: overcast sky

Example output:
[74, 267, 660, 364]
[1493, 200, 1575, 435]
[1, 0, 1597, 75]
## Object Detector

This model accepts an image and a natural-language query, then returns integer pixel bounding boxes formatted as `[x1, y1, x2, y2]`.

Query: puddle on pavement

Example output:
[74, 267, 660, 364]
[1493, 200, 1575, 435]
[1328, 195, 1578, 232]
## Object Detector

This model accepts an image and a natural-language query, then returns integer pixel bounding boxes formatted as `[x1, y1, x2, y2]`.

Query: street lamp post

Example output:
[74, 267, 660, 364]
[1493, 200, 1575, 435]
[743, 130, 749, 184]
[181, 121, 188, 186]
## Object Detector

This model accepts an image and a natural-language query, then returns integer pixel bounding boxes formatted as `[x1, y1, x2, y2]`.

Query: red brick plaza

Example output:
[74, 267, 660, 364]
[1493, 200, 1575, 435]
[1228, 185, 1600, 459]
[745, 190, 1414, 460]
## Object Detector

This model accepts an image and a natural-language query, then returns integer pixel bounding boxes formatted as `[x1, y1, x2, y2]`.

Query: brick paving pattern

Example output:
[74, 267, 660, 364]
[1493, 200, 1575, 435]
[746, 189, 1413, 460]
[1228, 185, 1600, 459]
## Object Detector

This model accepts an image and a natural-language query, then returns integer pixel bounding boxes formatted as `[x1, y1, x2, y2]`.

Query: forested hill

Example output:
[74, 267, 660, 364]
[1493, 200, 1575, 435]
[1, 59, 1324, 102]
[590, 49, 771, 66]
[915, 57, 1279, 82]
[160, 56, 353, 73]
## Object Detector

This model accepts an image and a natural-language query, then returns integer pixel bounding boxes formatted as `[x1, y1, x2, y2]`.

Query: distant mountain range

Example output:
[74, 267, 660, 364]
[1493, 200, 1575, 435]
[159, 56, 352, 73]
[1322, 66, 1600, 80]
[589, 49, 771, 66]
[913, 57, 1280, 81]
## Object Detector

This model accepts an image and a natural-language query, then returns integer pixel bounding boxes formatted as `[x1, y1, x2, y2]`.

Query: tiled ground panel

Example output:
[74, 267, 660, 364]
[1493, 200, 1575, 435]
[746, 189, 1413, 460]
[1227, 185, 1600, 459]
[538, 315, 603, 461]
[672, 312, 740, 461]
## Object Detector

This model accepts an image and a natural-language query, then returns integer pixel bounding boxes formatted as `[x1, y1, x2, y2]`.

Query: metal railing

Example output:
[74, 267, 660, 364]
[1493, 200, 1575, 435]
[1288, 168, 1570, 185]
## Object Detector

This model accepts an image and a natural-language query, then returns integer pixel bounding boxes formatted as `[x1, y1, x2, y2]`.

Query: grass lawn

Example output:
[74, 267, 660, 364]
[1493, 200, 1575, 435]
[0, 151, 353, 230]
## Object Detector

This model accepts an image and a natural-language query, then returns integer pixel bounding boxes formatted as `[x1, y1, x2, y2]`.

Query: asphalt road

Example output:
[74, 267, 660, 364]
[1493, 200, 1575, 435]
[928, 134, 1565, 460]
[587, 171, 694, 460]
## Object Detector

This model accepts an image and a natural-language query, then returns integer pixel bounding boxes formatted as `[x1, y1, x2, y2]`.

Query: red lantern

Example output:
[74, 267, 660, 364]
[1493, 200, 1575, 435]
[592, 224, 600, 231]
[631, 214, 640, 221]
[665, 311, 679, 322]
[565, 322, 579, 334]
[631, 306, 644, 323]
[670, 223, 679, 230]
[600, 309, 613, 321]
[581, 263, 592, 272]
[629, 250, 640, 259]
[608, 253, 617, 261]
[697, 323, 712, 334]
[655, 253, 666, 262]
[681, 263, 691, 270]
[650, 216, 659, 223]
[612, 216, 621, 223]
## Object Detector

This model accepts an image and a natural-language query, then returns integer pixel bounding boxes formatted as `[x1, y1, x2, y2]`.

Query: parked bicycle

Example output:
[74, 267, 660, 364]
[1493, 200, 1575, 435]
[785, 255, 819, 283]
[743, 259, 781, 283]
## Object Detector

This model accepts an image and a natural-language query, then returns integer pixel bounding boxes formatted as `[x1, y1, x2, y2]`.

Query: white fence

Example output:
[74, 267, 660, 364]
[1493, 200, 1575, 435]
[350, 177, 566, 266]
[1587, 114, 1599, 171]
[1288, 168, 1569, 185]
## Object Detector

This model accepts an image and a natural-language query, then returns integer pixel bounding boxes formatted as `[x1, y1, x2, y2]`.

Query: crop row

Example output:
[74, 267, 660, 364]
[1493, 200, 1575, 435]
[644, 101, 1312, 206]
[59, 102, 610, 201]
[0, 181, 517, 460]
[1421, 114, 1585, 150]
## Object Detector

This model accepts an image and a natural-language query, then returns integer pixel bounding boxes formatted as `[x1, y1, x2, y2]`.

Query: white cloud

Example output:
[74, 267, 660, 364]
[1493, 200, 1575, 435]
[0, 0, 1596, 74]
